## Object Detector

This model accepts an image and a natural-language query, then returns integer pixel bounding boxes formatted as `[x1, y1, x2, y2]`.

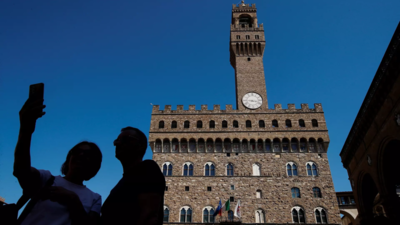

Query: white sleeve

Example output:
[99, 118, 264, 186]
[90, 194, 102, 214]
[37, 169, 53, 187]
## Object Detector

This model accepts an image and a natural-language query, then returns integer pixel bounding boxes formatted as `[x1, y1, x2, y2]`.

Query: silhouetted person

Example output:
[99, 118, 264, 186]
[101, 127, 165, 225]
[14, 98, 102, 225]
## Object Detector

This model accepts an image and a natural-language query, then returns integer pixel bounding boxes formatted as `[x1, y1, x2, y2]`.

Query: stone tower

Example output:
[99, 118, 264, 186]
[149, 1, 341, 224]
[230, 1, 268, 110]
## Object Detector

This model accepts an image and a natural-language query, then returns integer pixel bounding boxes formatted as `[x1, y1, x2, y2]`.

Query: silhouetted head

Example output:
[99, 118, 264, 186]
[61, 141, 102, 181]
[114, 127, 147, 162]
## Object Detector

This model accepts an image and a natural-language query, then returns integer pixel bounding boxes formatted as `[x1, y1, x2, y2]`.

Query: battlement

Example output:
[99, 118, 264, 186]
[232, 2, 256, 12]
[231, 23, 263, 31]
[152, 103, 323, 114]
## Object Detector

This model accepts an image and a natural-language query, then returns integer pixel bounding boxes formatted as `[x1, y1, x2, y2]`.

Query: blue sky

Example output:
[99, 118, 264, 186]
[1, 0, 399, 204]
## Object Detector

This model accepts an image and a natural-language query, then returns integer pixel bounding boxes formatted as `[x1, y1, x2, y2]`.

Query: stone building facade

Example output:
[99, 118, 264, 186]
[340, 22, 400, 225]
[149, 1, 341, 224]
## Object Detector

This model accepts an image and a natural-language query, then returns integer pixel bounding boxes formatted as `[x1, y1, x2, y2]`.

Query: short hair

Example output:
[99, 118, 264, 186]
[121, 126, 148, 159]
[61, 141, 102, 181]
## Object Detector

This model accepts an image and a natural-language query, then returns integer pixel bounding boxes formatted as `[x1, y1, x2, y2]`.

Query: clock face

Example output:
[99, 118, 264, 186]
[242, 92, 262, 109]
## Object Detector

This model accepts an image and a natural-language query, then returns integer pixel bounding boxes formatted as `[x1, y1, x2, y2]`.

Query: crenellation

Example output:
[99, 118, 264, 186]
[164, 105, 172, 113]
[188, 105, 196, 111]
[301, 103, 309, 110]
[152, 105, 160, 113]
[314, 103, 323, 112]
[288, 104, 296, 111]
[177, 105, 183, 112]
[226, 104, 233, 112]
[201, 105, 207, 111]
[213, 105, 220, 111]
[274, 104, 282, 110]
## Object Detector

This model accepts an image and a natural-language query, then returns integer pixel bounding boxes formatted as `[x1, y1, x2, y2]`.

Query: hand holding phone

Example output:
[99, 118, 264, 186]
[19, 83, 46, 133]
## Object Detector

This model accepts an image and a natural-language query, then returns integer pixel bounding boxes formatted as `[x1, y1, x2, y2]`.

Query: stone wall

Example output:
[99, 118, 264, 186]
[154, 152, 341, 224]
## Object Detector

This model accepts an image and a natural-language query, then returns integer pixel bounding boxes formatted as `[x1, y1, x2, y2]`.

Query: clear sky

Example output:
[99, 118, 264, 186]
[1, 0, 399, 205]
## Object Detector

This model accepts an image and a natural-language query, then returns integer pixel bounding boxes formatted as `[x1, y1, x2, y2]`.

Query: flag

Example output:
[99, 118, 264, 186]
[221, 199, 230, 214]
[234, 200, 241, 218]
[213, 200, 222, 217]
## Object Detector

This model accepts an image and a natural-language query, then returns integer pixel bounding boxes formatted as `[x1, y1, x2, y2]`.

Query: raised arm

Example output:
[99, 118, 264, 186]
[13, 98, 46, 194]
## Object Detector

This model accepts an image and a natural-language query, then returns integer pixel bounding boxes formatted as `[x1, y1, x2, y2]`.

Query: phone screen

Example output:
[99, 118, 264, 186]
[29, 83, 44, 101]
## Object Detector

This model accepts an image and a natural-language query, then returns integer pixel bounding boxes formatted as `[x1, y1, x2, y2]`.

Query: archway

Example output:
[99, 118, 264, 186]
[360, 173, 379, 219]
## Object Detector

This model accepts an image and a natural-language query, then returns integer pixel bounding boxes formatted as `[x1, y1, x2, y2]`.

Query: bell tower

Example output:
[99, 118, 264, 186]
[230, 1, 268, 111]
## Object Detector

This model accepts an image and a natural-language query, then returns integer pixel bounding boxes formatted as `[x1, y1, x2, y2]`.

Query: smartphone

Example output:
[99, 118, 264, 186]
[29, 83, 44, 102]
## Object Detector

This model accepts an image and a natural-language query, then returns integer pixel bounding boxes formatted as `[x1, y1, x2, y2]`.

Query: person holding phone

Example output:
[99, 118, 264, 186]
[13, 84, 103, 225]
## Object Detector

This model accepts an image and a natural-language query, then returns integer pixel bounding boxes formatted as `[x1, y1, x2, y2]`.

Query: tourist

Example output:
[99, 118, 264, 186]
[101, 127, 165, 225]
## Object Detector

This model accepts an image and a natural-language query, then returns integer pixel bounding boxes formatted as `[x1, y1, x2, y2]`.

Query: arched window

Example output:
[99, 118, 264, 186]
[246, 120, 252, 128]
[205, 162, 215, 176]
[198, 138, 205, 152]
[184, 120, 190, 128]
[203, 207, 215, 223]
[242, 139, 248, 152]
[313, 187, 322, 198]
[286, 162, 298, 177]
[315, 208, 327, 223]
[306, 162, 318, 176]
[209, 120, 215, 128]
[317, 138, 325, 152]
[286, 119, 292, 128]
[291, 187, 301, 198]
[172, 138, 179, 152]
[292, 207, 306, 223]
[227, 163, 234, 176]
[215, 138, 222, 152]
[163, 206, 169, 222]
[228, 210, 234, 221]
[282, 138, 289, 152]
[163, 139, 170, 152]
[189, 139, 196, 152]
[233, 139, 240, 152]
[299, 119, 305, 127]
[256, 190, 262, 198]
[312, 119, 318, 127]
[300, 138, 307, 152]
[259, 120, 265, 128]
[162, 162, 173, 176]
[309, 138, 316, 152]
[239, 14, 253, 28]
[265, 139, 271, 152]
[272, 120, 278, 127]
[257, 139, 263, 152]
[273, 138, 281, 152]
[250, 139, 256, 151]
[206, 139, 214, 152]
[181, 139, 188, 152]
[252, 163, 261, 176]
[291, 138, 298, 152]
[255, 209, 265, 223]
[222, 120, 228, 128]
[224, 138, 232, 152]
[155, 139, 162, 152]
[171, 121, 177, 129]
[233, 120, 239, 128]
[183, 162, 194, 176]
[159, 121, 164, 129]
[197, 120, 203, 128]
[180, 207, 192, 222]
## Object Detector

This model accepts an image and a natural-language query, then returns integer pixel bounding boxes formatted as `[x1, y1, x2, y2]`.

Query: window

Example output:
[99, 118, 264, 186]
[231, 185, 235, 190]
[236, 35, 240, 39]
[203, 207, 215, 223]
[227, 163, 234, 176]
[184, 120, 190, 128]
[155, 139, 162, 152]
[255, 209, 265, 223]
[159, 121, 164, 129]
[230, 197, 235, 202]
[180, 207, 192, 222]
[286, 162, 298, 176]
[246, 120, 252, 128]
[299, 119, 305, 127]
[272, 120, 278, 127]
[227, 153, 230, 157]
[273, 138, 280, 152]
[315, 208, 327, 223]
[171, 121, 177, 129]
[291, 187, 301, 198]
[233, 139, 240, 152]
[313, 187, 322, 198]
[318, 138, 325, 152]
[205, 162, 215, 176]
[255, 35, 260, 39]
[163, 206, 169, 222]
[312, 119, 318, 127]
[233, 120, 239, 128]
[246, 35, 250, 39]
[256, 190, 262, 198]
[259, 120, 265, 128]
[222, 120, 228, 128]
[285, 119, 292, 128]
[228, 210, 234, 221]
[207, 187, 212, 191]
[165, 186, 168, 191]
[252, 163, 261, 176]
[291, 138, 298, 151]
[307, 162, 318, 176]
[282, 138, 289, 152]
[300, 138, 307, 152]
[292, 207, 306, 223]
[183, 162, 194, 176]
[162, 162, 173, 176]
[197, 120, 203, 128]
[209, 120, 215, 129]
[247, 57, 251, 61]
[185, 186, 189, 191]
[265, 139, 271, 152]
